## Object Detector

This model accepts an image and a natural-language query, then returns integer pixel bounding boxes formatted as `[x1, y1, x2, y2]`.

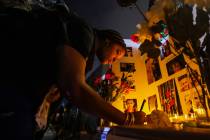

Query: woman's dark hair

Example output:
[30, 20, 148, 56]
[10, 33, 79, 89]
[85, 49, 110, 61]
[95, 29, 126, 51]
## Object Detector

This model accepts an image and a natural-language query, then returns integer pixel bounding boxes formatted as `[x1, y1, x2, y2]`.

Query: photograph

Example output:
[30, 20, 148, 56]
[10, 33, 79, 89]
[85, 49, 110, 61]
[148, 94, 158, 112]
[120, 62, 136, 72]
[166, 54, 186, 76]
[145, 58, 162, 84]
[124, 47, 133, 57]
[184, 89, 203, 116]
[158, 79, 183, 115]
[177, 74, 191, 92]
[123, 99, 137, 113]
[177, 71, 202, 92]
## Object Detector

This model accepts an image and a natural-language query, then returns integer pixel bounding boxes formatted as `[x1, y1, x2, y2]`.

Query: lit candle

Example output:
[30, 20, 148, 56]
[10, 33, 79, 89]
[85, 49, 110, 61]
[184, 114, 188, 120]
[174, 114, 178, 119]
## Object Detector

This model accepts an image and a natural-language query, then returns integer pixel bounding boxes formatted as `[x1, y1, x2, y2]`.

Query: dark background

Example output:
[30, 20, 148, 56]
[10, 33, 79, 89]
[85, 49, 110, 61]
[70, 0, 149, 38]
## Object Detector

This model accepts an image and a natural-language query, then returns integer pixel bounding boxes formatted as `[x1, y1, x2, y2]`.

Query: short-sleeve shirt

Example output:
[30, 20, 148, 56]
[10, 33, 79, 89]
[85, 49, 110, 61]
[0, 7, 95, 109]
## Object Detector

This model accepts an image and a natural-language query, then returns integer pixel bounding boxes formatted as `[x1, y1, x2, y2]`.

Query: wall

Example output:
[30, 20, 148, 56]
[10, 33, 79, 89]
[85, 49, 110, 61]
[111, 40, 209, 116]
[112, 46, 150, 113]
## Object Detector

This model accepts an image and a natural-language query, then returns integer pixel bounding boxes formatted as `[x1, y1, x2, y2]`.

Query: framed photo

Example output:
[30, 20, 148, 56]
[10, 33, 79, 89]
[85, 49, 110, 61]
[177, 71, 201, 92]
[120, 63, 135, 72]
[124, 47, 133, 57]
[123, 99, 137, 113]
[148, 94, 158, 112]
[166, 54, 186, 76]
[177, 74, 191, 92]
[145, 58, 162, 84]
[119, 72, 136, 93]
[158, 79, 183, 115]
[184, 89, 203, 115]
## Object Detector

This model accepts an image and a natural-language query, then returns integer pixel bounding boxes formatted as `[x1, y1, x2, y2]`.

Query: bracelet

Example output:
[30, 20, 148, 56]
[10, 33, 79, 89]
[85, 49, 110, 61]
[124, 112, 135, 126]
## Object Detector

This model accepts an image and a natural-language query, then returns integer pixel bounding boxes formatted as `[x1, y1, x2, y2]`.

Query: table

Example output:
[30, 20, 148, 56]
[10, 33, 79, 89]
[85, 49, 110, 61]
[108, 125, 210, 140]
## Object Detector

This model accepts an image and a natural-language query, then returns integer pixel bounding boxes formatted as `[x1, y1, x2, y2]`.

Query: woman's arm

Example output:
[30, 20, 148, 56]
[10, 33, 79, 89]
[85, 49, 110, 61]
[57, 45, 127, 125]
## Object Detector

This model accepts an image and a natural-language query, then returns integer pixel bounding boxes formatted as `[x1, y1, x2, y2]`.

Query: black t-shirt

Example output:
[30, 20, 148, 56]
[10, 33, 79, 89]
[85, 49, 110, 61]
[0, 7, 95, 109]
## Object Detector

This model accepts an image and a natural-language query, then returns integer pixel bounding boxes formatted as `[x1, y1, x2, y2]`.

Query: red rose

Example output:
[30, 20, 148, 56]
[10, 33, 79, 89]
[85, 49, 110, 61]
[130, 34, 140, 43]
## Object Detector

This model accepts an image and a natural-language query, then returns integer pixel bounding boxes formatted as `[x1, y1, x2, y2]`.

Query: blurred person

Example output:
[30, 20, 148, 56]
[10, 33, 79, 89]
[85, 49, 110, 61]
[0, 0, 146, 139]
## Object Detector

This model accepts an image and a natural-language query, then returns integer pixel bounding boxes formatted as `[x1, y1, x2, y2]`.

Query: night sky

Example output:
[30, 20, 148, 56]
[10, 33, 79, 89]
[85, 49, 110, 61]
[69, 0, 149, 38]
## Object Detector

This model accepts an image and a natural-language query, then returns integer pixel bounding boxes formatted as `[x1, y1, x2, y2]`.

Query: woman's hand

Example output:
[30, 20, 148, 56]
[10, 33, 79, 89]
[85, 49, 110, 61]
[35, 85, 60, 129]
[35, 100, 50, 129]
